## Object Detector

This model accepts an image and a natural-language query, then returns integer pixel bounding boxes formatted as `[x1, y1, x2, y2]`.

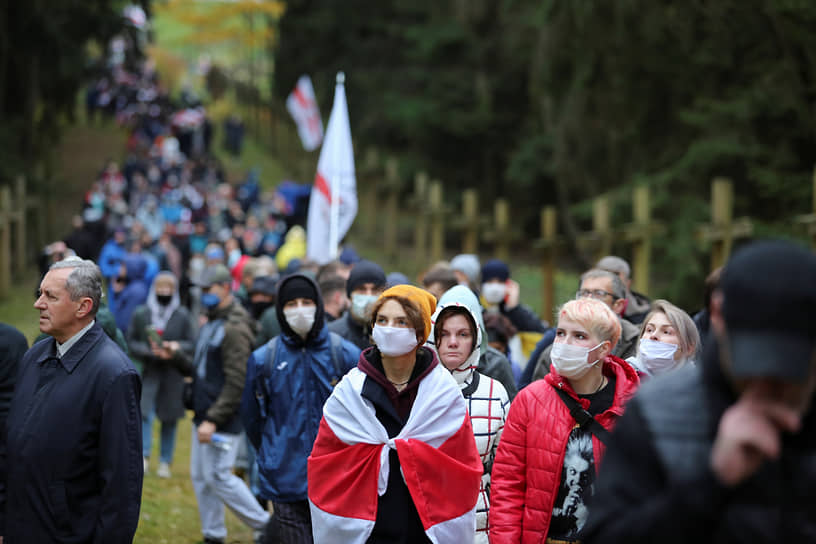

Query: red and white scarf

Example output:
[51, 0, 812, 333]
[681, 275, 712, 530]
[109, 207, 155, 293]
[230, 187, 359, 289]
[308, 364, 483, 543]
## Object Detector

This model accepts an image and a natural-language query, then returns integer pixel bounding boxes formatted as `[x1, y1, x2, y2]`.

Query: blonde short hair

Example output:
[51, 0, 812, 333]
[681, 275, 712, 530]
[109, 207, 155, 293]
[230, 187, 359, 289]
[558, 298, 622, 347]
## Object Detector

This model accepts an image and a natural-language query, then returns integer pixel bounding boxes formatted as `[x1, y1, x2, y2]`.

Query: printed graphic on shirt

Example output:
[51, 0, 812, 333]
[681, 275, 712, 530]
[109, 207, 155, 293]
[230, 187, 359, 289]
[548, 429, 595, 540]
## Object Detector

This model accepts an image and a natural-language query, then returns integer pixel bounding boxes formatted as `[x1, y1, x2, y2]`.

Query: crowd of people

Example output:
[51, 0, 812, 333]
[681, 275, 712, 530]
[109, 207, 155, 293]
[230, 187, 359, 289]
[1, 52, 815, 544]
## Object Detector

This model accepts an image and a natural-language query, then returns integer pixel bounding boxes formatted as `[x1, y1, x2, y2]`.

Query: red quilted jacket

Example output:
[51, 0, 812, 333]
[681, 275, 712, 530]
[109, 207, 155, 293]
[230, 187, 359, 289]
[488, 356, 640, 543]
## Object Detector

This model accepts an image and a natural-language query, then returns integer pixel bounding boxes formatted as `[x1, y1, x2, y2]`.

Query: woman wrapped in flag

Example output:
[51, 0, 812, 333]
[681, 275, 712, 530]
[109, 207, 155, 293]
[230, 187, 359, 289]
[308, 285, 483, 543]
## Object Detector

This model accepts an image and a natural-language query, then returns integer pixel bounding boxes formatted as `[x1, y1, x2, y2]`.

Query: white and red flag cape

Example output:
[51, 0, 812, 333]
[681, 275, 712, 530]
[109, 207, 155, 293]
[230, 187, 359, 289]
[306, 72, 357, 264]
[308, 364, 483, 544]
[286, 75, 323, 151]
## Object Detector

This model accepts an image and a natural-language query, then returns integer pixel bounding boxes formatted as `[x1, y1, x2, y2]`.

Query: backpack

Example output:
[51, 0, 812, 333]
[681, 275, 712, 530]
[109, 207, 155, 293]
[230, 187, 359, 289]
[253, 332, 345, 418]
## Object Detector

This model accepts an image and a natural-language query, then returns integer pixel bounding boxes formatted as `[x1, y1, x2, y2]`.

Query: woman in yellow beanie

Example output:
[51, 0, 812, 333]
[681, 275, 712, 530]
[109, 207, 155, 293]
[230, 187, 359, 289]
[308, 285, 483, 543]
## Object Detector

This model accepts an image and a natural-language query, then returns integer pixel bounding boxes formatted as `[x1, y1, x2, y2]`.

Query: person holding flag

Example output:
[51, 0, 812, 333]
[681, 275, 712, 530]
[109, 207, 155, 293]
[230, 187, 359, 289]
[307, 285, 483, 543]
[306, 72, 358, 265]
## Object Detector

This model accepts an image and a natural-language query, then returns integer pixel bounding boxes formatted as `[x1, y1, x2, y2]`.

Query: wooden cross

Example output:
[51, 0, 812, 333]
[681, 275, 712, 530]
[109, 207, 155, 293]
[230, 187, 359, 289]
[533, 206, 558, 324]
[794, 165, 816, 249]
[575, 194, 614, 264]
[696, 177, 753, 271]
[381, 158, 401, 260]
[412, 172, 429, 263]
[620, 186, 664, 295]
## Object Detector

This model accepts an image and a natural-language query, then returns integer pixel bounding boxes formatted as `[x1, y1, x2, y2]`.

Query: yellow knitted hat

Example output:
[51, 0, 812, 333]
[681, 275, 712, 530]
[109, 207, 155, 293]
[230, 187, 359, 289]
[377, 285, 437, 342]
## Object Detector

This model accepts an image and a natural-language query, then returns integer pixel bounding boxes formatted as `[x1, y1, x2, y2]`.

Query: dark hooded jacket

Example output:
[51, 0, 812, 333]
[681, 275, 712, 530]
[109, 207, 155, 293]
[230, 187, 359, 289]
[240, 274, 360, 502]
[582, 337, 816, 543]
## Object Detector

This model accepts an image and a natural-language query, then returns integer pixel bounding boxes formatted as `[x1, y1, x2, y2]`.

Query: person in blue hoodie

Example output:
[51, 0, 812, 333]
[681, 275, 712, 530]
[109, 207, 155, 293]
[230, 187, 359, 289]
[241, 273, 360, 543]
[110, 253, 149, 334]
[98, 227, 128, 281]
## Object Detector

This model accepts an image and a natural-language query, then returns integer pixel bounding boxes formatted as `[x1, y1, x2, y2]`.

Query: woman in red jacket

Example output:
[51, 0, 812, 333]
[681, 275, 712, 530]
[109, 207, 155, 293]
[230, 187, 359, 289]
[489, 298, 640, 543]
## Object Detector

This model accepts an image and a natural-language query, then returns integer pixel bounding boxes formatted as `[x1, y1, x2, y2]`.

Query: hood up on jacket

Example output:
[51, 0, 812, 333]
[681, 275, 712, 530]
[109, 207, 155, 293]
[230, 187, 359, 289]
[275, 273, 325, 346]
[429, 285, 485, 387]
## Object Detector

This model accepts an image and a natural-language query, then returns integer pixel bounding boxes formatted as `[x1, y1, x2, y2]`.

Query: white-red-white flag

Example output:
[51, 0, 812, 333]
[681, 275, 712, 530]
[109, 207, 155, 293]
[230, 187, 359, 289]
[308, 365, 483, 544]
[306, 73, 357, 265]
[286, 75, 323, 151]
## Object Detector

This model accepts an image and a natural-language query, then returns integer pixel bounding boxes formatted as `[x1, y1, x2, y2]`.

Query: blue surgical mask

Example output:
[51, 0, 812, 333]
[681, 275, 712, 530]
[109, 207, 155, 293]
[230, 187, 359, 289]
[351, 293, 379, 321]
[201, 293, 221, 309]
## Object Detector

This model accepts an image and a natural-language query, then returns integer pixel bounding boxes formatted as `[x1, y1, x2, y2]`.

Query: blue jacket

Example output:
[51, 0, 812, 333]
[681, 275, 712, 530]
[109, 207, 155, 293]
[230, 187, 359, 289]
[1, 323, 142, 543]
[98, 238, 125, 280]
[110, 254, 149, 333]
[241, 325, 359, 502]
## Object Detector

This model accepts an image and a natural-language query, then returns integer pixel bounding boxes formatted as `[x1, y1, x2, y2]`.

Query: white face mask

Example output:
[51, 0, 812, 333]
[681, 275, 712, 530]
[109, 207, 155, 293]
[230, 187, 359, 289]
[638, 338, 680, 375]
[482, 283, 507, 305]
[283, 306, 316, 338]
[372, 325, 418, 357]
[351, 293, 379, 321]
[551, 341, 604, 380]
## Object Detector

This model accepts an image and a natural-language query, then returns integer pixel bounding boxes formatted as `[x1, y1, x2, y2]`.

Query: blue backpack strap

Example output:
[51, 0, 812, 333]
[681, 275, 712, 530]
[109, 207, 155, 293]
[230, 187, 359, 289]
[328, 332, 345, 385]
[254, 336, 279, 418]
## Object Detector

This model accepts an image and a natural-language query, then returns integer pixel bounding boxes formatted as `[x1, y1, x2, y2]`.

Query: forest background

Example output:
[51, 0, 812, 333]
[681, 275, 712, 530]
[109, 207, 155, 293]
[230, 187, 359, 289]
[1, 0, 815, 312]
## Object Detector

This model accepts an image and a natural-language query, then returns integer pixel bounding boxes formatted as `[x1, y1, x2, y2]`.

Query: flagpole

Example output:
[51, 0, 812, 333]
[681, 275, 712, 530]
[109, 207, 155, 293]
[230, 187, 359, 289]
[328, 72, 344, 260]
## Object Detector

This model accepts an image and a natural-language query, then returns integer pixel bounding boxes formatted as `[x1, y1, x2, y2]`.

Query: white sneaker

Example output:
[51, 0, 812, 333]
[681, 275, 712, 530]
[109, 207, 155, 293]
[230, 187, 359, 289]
[143, 457, 149, 473]
[157, 462, 171, 479]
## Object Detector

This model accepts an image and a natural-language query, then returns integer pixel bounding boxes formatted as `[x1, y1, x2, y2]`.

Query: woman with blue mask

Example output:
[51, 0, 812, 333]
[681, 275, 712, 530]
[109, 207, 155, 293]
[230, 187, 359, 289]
[627, 299, 700, 378]
[490, 298, 640, 542]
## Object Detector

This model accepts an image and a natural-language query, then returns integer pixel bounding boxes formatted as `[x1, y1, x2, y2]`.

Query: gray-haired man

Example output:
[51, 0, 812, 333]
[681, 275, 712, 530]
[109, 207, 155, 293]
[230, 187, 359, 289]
[1, 258, 143, 543]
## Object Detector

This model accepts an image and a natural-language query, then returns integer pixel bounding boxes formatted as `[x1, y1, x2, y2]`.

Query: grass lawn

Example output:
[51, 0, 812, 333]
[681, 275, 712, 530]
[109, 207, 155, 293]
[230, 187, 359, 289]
[137, 417, 258, 544]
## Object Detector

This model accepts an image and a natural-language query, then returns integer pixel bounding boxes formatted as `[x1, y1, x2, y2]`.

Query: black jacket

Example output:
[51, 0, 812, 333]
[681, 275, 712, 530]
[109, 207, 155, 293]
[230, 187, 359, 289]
[0, 324, 27, 440]
[328, 311, 371, 350]
[582, 339, 816, 543]
[1, 323, 143, 543]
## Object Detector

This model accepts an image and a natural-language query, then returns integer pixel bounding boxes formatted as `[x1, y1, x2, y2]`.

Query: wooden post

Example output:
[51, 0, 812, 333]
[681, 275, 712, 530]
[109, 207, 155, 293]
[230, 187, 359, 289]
[461, 189, 479, 254]
[494, 198, 511, 262]
[696, 177, 753, 271]
[0, 187, 11, 298]
[413, 172, 429, 263]
[382, 158, 400, 259]
[631, 186, 651, 295]
[539, 206, 557, 324]
[360, 148, 380, 241]
[14, 176, 26, 277]
[429, 181, 444, 262]
[592, 195, 611, 263]
[796, 165, 816, 249]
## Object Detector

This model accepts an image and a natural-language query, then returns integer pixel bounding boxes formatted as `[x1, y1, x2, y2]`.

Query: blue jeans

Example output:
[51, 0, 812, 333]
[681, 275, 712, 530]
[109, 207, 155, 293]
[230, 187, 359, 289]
[142, 410, 178, 464]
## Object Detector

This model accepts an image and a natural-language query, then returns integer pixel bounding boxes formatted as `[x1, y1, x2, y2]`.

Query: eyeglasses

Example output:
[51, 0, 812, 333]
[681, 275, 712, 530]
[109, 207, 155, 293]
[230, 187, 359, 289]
[576, 289, 617, 300]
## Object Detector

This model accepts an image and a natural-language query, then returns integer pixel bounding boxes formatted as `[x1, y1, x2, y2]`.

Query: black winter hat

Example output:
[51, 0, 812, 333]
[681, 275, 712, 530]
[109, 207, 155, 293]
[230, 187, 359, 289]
[721, 240, 816, 381]
[346, 260, 387, 296]
[249, 275, 278, 296]
[481, 259, 510, 283]
[277, 275, 318, 307]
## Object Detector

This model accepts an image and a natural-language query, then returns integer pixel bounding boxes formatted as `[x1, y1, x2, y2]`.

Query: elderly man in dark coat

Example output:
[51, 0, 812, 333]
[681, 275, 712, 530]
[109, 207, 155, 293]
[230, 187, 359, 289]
[1, 257, 142, 543]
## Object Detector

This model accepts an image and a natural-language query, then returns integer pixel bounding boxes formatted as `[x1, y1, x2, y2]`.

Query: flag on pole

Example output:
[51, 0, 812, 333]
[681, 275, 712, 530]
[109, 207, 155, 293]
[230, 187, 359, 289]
[286, 75, 323, 151]
[306, 72, 357, 265]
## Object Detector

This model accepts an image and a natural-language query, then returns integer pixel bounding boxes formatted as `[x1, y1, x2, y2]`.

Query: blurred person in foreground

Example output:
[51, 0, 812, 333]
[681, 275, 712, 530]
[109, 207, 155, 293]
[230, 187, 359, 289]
[308, 285, 483, 543]
[1, 258, 142, 543]
[489, 298, 639, 542]
[583, 240, 816, 543]
[430, 285, 510, 543]
[625, 299, 700, 379]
